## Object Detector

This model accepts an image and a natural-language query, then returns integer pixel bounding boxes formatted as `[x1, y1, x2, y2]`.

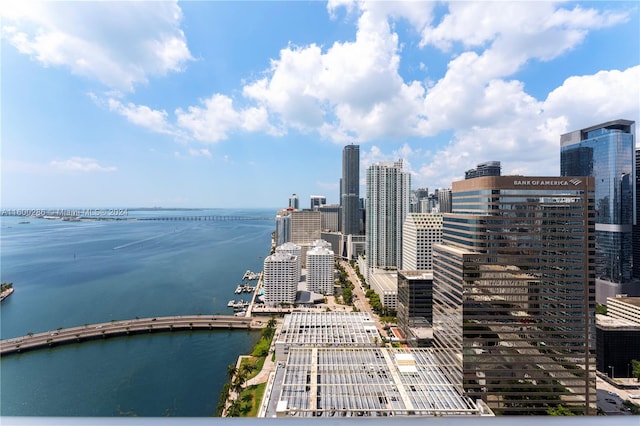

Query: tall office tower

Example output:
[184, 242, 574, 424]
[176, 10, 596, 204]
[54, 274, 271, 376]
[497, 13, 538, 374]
[402, 213, 443, 270]
[310, 195, 326, 210]
[290, 210, 321, 245]
[306, 240, 335, 295]
[276, 242, 302, 282]
[289, 193, 300, 210]
[561, 119, 635, 303]
[275, 212, 291, 246]
[464, 161, 501, 180]
[318, 204, 341, 232]
[366, 160, 410, 271]
[341, 144, 360, 235]
[634, 149, 640, 280]
[263, 252, 298, 307]
[432, 176, 596, 415]
[437, 188, 452, 213]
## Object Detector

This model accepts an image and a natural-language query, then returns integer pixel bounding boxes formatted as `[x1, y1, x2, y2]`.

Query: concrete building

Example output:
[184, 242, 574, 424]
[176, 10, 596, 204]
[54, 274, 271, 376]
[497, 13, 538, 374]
[318, 204, 341, 232]
[365, 160, 410, 272]
[607, 296, 640, 324]
[306, 240, 335, 295]
[433, 175, 597, 415]
[369, 269, 398, 311]
[289, 210, 321, 246]
[274, 312, 380, 362]
[265, 312, 492, 418]
[437, 188, 452, 213]
[402, 213, 443, 271]
[263, 252, 298, 307]
[341, 144, 360, 236]
[561, 119, 636, 303]
[275, 242, 302, 282]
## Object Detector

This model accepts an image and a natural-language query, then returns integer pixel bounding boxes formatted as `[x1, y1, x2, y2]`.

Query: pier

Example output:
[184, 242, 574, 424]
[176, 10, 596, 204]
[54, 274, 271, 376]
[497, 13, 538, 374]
[0, 315, 266, 357]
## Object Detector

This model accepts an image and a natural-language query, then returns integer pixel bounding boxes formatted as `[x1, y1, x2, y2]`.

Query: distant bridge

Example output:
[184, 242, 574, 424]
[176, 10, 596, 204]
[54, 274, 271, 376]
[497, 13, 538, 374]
[0, 315, 266, 357]
[137, 215, 273, 222]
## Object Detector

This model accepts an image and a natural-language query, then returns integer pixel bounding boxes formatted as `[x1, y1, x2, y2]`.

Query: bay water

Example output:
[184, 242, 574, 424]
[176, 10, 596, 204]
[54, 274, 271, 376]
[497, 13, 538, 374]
[0, 209, 273, 416]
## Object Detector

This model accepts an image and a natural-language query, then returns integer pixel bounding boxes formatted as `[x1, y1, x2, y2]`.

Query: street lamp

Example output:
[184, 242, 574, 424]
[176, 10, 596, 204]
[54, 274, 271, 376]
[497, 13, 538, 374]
[609, 365, 615, 379]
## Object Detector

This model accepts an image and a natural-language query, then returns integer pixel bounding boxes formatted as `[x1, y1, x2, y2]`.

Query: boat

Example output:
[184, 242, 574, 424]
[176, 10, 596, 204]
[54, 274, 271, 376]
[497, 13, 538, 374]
[227, 300, 235, 307]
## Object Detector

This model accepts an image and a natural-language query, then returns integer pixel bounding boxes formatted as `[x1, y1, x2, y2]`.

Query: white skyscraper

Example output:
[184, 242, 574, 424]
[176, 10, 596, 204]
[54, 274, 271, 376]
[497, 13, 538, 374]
[402, 213, 443, 270]
[306, 240, 334, 295]
[366, 160, 410, 272]
[276, 242, 302, 282]
[263, 252, 298, 307]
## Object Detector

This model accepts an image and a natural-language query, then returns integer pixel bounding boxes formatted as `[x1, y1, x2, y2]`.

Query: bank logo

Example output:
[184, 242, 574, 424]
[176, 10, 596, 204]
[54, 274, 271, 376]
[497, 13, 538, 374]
[569, 179, 582, 186]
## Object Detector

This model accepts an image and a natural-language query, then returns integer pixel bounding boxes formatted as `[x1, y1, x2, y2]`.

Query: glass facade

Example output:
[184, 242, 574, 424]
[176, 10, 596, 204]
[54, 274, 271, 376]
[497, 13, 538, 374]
[433, 176, 596, 415]
[341, 145, 360, 236]
[561, 120, 635, 284]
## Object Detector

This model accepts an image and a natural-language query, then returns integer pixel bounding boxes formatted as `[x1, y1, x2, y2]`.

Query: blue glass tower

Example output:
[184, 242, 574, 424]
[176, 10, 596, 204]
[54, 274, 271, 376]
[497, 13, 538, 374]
[561, 119, 635, 301]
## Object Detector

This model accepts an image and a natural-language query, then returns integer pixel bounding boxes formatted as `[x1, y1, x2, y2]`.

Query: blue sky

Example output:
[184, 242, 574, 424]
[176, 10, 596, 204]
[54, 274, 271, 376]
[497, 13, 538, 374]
[2, 1, 639, 209]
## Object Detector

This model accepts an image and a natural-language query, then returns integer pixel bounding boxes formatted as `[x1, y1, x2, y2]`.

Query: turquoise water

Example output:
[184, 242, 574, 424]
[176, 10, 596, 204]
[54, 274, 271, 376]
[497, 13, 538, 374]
[0, 209, 272, 416]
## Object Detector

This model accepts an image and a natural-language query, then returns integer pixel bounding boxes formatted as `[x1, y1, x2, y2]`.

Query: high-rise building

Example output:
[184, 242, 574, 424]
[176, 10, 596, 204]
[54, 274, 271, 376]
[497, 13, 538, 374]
[402, 213, 443, 271]
[310, 195, 326, 210]
[289, 210, 321, 246]
[318, 204, 341, 232]
[341, 144, 360, 235]
[306, 240, 335, 295]
[397, 270, 434, 347]
[289, 193, 300, 210]
[561, 119, 635, 303]
[634, 149, 640, 280]
[275, 211, 291, 246]
[464, 161, 501, 180]
[432, 176, 596, 415]
[437, 188, 452, 213]
[263, 252, 298, 307]
[365, 160, 410, 271]
[276, 242, 302, 282]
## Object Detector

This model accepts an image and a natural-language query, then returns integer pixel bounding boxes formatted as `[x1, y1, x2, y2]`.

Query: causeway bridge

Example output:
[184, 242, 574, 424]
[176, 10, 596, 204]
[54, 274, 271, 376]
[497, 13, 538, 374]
[137, 215, 273, 222]
[0, 315, 266, 357]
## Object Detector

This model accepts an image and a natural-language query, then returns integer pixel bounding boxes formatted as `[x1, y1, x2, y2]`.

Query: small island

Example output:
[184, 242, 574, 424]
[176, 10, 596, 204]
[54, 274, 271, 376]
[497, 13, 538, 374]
[1, 282, 14, 302]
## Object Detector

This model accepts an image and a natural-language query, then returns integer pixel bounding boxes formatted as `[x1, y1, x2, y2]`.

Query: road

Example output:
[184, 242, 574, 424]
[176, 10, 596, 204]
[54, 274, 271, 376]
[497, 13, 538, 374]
[1, 314, 264, 356]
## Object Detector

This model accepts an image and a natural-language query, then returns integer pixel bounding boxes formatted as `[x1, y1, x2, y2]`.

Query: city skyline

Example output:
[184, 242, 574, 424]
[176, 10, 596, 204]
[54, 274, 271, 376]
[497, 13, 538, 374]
[2, 1, 639, 208]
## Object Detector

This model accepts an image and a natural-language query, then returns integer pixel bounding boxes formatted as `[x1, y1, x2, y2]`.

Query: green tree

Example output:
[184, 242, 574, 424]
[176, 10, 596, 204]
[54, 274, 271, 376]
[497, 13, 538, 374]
[631, 359, 640, 382]
[595, 303, 607, 315]
[547, 405, 576, 416]
[227, 364, 238, 381]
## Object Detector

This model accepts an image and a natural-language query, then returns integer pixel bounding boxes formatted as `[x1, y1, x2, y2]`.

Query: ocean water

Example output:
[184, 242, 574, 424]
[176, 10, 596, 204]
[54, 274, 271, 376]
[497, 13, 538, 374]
[0, 209, 273, 416]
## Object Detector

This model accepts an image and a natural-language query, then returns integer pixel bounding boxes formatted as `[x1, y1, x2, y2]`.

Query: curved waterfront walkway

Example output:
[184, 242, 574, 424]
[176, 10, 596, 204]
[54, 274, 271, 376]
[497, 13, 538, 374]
[0, 315, 266, 357]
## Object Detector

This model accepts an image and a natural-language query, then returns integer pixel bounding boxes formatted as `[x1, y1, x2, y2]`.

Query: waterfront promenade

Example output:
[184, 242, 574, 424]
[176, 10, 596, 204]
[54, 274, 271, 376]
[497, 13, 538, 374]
[0, 315, 266, 356]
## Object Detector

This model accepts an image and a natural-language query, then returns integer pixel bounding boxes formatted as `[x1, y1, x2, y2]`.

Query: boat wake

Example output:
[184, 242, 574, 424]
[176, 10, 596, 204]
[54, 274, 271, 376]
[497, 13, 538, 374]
[112, 229, 184, 250]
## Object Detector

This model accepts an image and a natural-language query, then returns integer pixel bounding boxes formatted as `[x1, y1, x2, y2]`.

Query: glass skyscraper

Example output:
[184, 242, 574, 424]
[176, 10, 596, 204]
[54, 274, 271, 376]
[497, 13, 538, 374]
[432, 176, 596, 415]
[560, 119, 635, 301]
[341, 144, 360, 236]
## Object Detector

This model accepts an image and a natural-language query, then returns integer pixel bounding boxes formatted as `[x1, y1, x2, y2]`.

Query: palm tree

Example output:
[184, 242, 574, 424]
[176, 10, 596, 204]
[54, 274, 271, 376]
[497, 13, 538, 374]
[227, 364, 238, 381]
[267, 317, 277, 329]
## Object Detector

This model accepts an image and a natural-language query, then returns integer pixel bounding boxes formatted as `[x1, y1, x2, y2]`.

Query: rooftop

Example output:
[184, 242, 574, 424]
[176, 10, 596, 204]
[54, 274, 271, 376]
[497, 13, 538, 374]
[271, 347, 488, 417]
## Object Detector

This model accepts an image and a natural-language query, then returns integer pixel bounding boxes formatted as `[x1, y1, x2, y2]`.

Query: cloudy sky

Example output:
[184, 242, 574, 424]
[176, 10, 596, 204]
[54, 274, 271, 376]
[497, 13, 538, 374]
[2, 1, 639, 209]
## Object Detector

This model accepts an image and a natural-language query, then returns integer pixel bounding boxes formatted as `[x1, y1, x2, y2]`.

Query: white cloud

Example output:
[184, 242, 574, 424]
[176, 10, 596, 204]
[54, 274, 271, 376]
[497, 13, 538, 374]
[107, 98, 177, 136]
[1, 0, 192, 91]
[188, 148, 212, 158]
[50, 157, 117, 172]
